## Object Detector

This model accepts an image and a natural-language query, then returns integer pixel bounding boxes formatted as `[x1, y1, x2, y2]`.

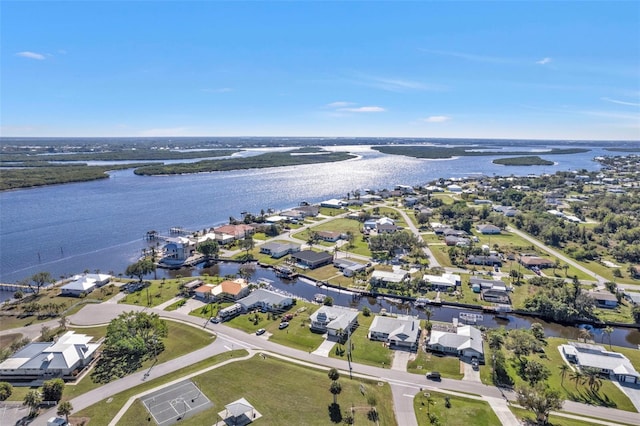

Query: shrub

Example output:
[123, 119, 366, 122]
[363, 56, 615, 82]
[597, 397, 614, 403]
[0, 382, 12, 401]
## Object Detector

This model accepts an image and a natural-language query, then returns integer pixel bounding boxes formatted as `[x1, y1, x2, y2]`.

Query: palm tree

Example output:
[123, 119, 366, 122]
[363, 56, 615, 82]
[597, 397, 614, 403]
[603, 326, 614, 350]
[583, 368, 602, 392]
[328, 368, 340, 382]
[570, 370, 584, 389]
[563, 263, 570, 277]
[558, 364, 570, 386]
[24, 389, 42, 417]
[424, 307, 432, 325]
[330, 380, 342, 404]
[578, 328, 592, 343]
[57, 401, 73, 423]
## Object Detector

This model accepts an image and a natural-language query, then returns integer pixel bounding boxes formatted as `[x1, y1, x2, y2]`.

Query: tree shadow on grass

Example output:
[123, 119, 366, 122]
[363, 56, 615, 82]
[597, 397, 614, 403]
[565, 388, 617, 408]
[328, 403, 342, 423]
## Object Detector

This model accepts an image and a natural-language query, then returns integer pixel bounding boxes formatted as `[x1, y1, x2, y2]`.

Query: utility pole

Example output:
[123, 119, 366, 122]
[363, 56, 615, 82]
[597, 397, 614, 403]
[347, 328, 353, 379]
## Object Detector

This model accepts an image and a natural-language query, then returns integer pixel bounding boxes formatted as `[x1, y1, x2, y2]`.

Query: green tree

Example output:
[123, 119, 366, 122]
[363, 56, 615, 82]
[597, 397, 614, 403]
[57, 400, 73, 423]
[330, 380, 342, 405]
[362, 306, 371, 317]
[516, 383, 563, 425]
[583, 367, 602, 392]
[42, 378, 65, 402]
[24, 389, 42, 417]
[558, 364, 570, 386]
[570, 370, 584, 389]
[603, 326, 614, 349]
[196, 239, 219, 263]
[240, 236, 255, 259]
[125, 258, 155, 283]
[29, 271, 54, 295]
[328, 368, 340, 382]
[0, 382, 12, 401]
[522, 359, 551, 386]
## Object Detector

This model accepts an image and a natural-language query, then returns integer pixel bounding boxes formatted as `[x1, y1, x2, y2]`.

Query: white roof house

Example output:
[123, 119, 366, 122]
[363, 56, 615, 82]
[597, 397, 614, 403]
[427, 325, 484, 360]
[0, 331, 100, 382]
[237, 288, 293, 312]
[309, 306, 359, 338]
[60, 273, 112, 297]
[371, 270, 408, 285]
[561, 342, 639, 384]
[423, 273, 460, 290]
[368, 315, 421, 350]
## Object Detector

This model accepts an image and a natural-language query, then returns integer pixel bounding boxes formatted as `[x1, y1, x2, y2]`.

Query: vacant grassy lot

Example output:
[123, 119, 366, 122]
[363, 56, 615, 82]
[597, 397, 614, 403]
[414, 391, 499, 426]
[407, 347, 464, 380]
[117, 355, 397, 426]
[119, 275, 225, 307]
[481, 337, 636, 412]
[509, 407, 627, 426]
[329, 313, 393, 368]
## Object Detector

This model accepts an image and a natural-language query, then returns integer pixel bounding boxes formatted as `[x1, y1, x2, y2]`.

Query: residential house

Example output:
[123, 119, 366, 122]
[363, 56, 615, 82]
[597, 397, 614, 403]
[519, 255, 554, 269]
[309, 306, 359, 339]
[467, 255, 502, 267]
[259, 241, 301, 259]
[60, 273, 111, 297]
[426, 325, 484, 361]
[290, 250, 334, 269]
[0, 331, 100, 383]
[211, 279, 250, 301]
[587, 290, 618, 308]
[237, 288, 293, 312]
[296, 205, 320, 217]
[482, 289, 511, 304]
[194, 284, 215, 300]
[316, 231, 342, 242]
[370, 270, 409, 287]
[423, 273, 460, 292]
[214, 224, 255, 240]
[162, 236, 196, 263]
[182, 279, 204, 295]
[376, 217, 398, 234]
[403, 197, 418, 207]
[447, 184, 462, 193]
[320, 199, 344, 209]
[561, 342, 639, 384]
[445, 236, 470, 246]
[476, 224, 501, 235]
[333, 259, 367, 277]
[368, 315, 421, 350]
[443, 228, 468, 238]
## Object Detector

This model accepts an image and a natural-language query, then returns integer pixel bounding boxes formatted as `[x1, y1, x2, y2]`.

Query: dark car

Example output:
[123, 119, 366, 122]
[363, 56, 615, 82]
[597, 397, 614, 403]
[426, 371, 441, 380]
[472, 359, 479, 370]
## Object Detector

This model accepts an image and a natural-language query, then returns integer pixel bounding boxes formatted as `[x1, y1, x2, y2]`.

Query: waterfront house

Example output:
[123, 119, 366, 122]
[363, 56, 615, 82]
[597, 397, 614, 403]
[561, 342, 639, 384]
[368, 315, 421, 351]
[476, 224, 501, 234]
[0, 331, 100, 384]
[162, 236, 196, 263]
[291, 250, 334, 269]
[320, 199, 345, 209]
[211, 279, 250, 301]
[295, 205, 320, 217]
[426, 325, 484, 361]
[237, 288, 293, 312]
[333, 259, 367, 277]
[309, 306, 359, 339]
[370, 270, 409, 287]
[60, 273, 111, 297]
[214, 224, 255, 240]
[423, 273, 460, 292]
[586, 290, 618, 308]
[259, 241, 301, 259]
[482, 288, 511, 304]
[194, 283, 215, 300]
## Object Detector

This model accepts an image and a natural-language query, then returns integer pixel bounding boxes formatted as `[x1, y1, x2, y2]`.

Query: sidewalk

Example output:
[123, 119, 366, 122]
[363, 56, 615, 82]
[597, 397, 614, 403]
[483, 396, 521, 426]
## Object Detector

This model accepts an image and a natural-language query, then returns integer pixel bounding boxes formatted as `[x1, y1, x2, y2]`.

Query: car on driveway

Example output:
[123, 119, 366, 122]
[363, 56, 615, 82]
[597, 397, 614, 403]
[471, 359, 479, 370]
[278, 322, 289, 330]
[426, 371, 441, 380]
[256, 328, 266, 336]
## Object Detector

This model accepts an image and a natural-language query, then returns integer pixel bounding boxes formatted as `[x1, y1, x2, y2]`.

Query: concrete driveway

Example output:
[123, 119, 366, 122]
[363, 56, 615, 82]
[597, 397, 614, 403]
[391, 350, 412, 371]
[462, 360, 481, 382]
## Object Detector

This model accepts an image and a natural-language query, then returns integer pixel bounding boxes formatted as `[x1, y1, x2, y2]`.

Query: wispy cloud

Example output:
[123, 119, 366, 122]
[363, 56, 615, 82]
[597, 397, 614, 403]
[203, 87, 233, 93]
[349, 72, 444, 92]
[536, 57, 552, 65]
[338, 106, 385, 113]
[422, 115, 451, 123]
[601, 97, 640, 107]
[16, 51, 46, 60]
[326, 101, 355, 108]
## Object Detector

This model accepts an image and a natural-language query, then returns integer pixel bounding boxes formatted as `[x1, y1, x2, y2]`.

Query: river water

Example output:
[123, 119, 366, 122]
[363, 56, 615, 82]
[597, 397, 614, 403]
[2, 141, 639, 347]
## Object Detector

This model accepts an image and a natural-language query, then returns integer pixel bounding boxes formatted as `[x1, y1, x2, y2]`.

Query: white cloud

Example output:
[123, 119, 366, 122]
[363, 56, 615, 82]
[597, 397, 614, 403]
[326, 101, 354, 108]
[536, 57, 552, 65]
[16, 51, 46, 60]
[422, 115, 451, 123]
[338, 106, 385, 113]
[601, 97, 640, 107]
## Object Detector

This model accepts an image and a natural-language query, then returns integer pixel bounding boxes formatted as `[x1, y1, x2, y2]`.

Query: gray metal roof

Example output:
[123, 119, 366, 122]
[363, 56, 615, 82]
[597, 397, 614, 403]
[238, 288, 291, 308]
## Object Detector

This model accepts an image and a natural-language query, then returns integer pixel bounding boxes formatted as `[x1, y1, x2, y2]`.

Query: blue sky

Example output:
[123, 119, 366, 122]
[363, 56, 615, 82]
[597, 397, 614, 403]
[2, 1, 639, 140]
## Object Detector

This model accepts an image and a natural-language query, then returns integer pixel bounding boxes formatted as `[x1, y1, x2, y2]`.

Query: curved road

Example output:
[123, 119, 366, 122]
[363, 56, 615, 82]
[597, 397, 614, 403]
[29, 302, 640, 426]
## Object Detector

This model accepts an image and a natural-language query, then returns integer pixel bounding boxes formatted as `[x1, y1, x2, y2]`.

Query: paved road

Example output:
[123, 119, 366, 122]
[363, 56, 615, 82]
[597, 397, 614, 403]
[25, 303, 637, 426]
[507, 226, 607, 288]
[388, 206, 441, 268]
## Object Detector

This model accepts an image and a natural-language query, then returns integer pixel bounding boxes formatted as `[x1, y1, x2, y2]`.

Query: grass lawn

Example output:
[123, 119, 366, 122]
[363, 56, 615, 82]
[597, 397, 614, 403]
[0, 332, 24, 350]
[482, 337, 636, 412]
[268, 304, 325, 352]
[63, 320, 215, 400]
[509, 407, 628, 426]
[73, 350, 249, 424]
[116, 355, 397, 426]
[430, 245, 454, 268]
[301, 263, 344, 281]
[330, 313, 393, 368]
[119, 275, 224, 307]
[407, 346, 464, 380]
[592, 299, 635, 324]
[414, 391, 500, 426]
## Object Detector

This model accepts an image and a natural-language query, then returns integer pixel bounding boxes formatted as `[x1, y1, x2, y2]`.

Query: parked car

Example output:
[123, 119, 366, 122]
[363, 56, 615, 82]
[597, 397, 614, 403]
[471, 359, 479, 370]
[278, 322, 289, 330]
[426, 371, 441, 380]
[282, 314, 294, 321]
[210, 317, 220, 324]
[256, 328, 266, 336]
